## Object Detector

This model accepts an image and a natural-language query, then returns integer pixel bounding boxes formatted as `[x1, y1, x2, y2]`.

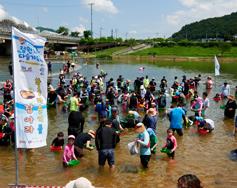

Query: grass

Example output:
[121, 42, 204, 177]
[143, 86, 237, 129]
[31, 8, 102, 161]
[92, 46, 127, 58]
[131, 46, 237, 57]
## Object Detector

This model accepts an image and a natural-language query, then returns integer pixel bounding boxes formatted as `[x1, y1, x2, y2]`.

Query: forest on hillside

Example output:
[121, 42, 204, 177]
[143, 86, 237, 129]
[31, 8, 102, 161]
[172, 12, 237, 40]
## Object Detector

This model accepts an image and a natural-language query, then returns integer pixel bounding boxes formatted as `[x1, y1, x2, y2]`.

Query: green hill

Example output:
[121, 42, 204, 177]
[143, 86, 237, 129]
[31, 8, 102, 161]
[172, 12, 237, 40]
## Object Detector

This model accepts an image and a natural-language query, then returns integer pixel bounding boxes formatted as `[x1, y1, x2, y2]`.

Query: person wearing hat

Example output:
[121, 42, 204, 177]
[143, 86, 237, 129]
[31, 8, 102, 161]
[63, 135, 77, 167]
[134, 122, 151, 168]
[197, 119, 215, 134]
[140, 85, 146, 99]
[95, 119, 117, 169]
[74, 130, 96, 158]
[224, 95, 237, 119]
[143, 108, 158, 133]
[65, 177, 95, 188]
[221, 82, 230, 99]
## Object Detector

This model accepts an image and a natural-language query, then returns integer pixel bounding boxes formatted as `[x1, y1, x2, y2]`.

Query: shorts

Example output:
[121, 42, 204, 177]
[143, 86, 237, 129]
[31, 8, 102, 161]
[172, 128, 183, 136]
[167, 151, 175, 159]
[98, 149, 115, 166]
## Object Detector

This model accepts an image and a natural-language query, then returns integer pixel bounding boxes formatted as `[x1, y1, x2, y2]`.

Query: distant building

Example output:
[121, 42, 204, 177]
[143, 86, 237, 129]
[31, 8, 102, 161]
[201, 38, 224, 43]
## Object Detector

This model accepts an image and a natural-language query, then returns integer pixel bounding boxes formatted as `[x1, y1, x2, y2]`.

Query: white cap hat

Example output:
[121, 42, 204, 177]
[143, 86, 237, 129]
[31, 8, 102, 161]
[68, 135, 75, 140]
[65, 177, 95, 188]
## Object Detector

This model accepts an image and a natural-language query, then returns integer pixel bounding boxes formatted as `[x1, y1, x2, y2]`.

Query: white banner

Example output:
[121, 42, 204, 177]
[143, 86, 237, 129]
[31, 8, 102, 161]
[214, 55, 220, 76]
[12, 27, 48, 148]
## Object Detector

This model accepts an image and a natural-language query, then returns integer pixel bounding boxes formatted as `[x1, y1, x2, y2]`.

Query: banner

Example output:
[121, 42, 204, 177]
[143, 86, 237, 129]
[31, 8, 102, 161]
[214, 55, 220, 76]
[12, 27, 48, 148]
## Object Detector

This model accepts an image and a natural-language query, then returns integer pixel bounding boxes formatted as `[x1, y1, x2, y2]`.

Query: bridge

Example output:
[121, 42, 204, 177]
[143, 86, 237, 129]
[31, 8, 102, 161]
[0, 19, 121, 55]
[0, 28, 81, 45]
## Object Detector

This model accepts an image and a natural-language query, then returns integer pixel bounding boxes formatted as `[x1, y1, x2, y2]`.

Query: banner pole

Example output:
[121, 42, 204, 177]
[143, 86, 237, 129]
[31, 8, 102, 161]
[11, 27, 19, 188]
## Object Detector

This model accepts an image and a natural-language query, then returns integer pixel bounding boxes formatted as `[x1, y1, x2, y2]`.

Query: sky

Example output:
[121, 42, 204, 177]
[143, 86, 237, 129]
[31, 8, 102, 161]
[0, 0, 237, 39]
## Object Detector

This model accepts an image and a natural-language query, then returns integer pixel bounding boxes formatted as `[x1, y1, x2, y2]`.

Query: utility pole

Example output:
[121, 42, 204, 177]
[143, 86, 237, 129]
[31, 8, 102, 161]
[125, 32, 128, 40]
[99, 27, 103, 38]
[111, 29, 114, 38]
[115, 29, 118, 39]
[89, 3, 94, 38]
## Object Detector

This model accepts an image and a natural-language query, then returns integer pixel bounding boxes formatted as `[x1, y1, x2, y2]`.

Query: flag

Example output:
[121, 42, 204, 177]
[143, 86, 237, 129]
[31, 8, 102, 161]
[214, 55, 220, 76]
[12, 27, 48, 148]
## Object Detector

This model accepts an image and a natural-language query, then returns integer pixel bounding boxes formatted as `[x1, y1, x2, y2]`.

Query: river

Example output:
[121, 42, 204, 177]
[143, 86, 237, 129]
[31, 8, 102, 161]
[0, 57, 237, 188]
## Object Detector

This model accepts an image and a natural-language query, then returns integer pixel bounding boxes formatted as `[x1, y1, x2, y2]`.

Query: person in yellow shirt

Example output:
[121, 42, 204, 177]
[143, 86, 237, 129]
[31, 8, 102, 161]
[70, 93, 81, 112]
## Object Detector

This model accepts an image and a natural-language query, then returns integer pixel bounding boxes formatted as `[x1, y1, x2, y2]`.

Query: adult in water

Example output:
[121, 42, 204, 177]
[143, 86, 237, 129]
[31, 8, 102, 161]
[224, 95, 237, 119]
[68, 111, 85, 138]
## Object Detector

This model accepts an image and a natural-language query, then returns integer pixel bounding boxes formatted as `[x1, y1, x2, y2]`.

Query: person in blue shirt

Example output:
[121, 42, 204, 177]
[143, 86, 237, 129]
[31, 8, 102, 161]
[135, 122, 151, 168]
[168, 102, 187, 136]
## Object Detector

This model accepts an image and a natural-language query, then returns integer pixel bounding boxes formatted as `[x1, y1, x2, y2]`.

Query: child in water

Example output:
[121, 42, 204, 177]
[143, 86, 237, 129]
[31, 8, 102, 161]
[162, 129, 177, 159]
[51, 132, 64, 147]
[63, 135, 77, 166]
[213, 93, 221, 102]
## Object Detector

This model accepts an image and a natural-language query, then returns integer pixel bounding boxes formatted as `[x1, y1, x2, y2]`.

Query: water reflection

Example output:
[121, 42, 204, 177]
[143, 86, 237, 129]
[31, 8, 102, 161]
[0, 58, 237, 187]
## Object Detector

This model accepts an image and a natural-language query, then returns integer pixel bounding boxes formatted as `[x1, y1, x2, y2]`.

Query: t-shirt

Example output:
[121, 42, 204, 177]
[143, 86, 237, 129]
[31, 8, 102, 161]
[51, 137, 64, 147]
[203, 98, 210, 109]
[224, 101, 237, 118]
[169, 107, 185, 129]
[137, 130, 151, 156]
[75, 133, 92, 148]
[70, 96, 79, 112]
[95, 126, 116, 150]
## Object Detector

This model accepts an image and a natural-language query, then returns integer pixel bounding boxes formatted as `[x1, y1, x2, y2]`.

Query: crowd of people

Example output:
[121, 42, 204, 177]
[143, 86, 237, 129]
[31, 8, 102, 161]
[1, 61, 237, 187]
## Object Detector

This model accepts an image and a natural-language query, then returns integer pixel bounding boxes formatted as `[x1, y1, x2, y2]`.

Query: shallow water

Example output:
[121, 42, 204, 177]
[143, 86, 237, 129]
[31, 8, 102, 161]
[0, 58, 237, 187]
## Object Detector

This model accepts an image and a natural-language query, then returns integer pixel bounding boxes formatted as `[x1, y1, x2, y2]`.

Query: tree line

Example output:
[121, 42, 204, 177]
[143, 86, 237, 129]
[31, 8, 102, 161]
[172, 12, 237, 41]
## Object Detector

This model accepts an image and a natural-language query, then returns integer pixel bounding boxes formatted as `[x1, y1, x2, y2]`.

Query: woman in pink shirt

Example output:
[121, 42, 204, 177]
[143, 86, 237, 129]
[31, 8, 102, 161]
[162, 129, 177, 159]
[63, 135, 77, 166]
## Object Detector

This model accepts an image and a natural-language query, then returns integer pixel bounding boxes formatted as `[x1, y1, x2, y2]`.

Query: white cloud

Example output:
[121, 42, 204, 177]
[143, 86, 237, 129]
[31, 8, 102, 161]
[72, 24, 86, 36]
[0, 5, 10, 20]
[0, 4, 32, 28]
[81, 0, 118, 14]
[167, 0, 237, 27]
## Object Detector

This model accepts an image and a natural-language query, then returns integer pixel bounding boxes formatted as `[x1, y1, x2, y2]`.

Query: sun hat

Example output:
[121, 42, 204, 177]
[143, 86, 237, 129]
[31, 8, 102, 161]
[140, 85, 145, 90]
[68, 135, 75, 140]
[65, 177, 95, 188]
[135, 122, 144, 129]
[228, 95, 235, 101]
[147, 108, 157, 116]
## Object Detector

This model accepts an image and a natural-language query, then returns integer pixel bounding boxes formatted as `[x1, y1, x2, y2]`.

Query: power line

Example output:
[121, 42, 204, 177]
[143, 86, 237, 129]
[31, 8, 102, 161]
[1, 1, 82, 8]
